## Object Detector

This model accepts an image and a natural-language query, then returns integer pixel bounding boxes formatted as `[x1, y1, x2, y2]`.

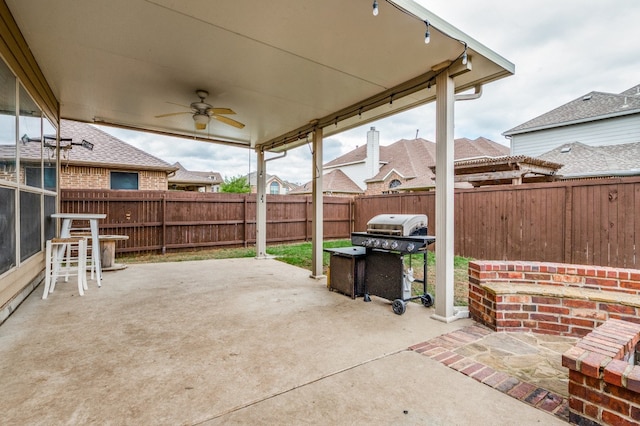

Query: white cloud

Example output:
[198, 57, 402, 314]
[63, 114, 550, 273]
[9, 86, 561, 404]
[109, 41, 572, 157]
[98, 0, 640, 184]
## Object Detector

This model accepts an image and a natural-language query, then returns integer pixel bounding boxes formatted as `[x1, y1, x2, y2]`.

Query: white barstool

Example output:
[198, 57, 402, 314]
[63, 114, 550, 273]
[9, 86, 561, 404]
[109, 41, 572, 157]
[43, 237, 88, 299]
[69, 230, 99, 284]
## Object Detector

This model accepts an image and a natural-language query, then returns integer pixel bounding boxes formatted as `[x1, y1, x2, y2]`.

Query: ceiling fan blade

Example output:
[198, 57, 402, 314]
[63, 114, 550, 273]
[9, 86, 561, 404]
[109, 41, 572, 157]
[154, 111, 192, 118]
[213, 115, 245, 129]
[209, 107, 235, 115]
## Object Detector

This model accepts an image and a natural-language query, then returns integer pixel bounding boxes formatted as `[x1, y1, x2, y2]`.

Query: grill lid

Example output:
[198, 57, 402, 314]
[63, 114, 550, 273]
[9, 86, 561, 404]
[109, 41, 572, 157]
[366, 214, 428, 236]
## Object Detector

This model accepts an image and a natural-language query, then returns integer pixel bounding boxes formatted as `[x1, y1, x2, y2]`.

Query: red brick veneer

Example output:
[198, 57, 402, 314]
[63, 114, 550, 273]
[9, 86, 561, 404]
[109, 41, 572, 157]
[562, 319, 640, 425]
[469, 261, 640, 337]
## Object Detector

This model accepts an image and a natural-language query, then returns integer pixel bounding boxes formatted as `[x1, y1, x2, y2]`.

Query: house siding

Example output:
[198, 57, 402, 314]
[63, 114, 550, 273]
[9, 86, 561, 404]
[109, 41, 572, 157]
[326, 162, 372, 191]
[511, 115, 640, 157]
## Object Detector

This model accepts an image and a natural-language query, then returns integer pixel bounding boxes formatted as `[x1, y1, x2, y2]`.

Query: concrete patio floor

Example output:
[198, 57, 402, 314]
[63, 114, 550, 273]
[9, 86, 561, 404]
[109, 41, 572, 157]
[0, 258, 567, 425]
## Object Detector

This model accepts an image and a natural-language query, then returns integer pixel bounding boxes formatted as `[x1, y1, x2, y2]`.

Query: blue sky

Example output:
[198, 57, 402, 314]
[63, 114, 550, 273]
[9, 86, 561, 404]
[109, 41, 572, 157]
[98, 0, 640, 185]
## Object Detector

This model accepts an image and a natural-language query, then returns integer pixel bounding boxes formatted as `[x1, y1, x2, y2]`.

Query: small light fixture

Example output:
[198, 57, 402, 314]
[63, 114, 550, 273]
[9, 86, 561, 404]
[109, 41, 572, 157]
[461, 44, 468, 65]
[81, 139, 94, 151]
[193, 113, 209, 130]
[424, 21, 430, 44]
[372, 0, 379, 16]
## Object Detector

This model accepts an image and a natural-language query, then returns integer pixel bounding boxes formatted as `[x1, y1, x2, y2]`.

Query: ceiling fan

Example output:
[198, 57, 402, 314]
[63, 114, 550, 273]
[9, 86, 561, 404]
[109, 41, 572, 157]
[155, 90, 245, 130]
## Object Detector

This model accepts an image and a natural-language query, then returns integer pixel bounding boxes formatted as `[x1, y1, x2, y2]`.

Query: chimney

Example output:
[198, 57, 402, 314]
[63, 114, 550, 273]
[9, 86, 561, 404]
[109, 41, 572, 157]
[365, 126, 380, 178]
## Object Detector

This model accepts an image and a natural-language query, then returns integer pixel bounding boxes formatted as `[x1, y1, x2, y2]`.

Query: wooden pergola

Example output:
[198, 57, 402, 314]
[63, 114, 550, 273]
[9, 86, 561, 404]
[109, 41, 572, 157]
[451, 156, 563, 187]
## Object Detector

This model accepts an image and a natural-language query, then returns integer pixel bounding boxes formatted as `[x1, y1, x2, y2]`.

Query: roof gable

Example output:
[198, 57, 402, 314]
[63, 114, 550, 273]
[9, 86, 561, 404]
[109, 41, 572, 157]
[323, 145, 368, 168]
[291, 169, 363, 194]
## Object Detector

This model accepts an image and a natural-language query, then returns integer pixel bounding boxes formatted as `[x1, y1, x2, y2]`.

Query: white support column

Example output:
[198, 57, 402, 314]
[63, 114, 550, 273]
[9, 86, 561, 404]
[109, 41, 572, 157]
[432, 66, 468, 323]
[310, 127, 324, 279]
[255, 148, 268, 259]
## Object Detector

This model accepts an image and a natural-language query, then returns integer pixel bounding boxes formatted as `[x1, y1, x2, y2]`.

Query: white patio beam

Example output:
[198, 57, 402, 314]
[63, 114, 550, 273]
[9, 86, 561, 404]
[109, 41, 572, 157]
[310, 127, 324, 279]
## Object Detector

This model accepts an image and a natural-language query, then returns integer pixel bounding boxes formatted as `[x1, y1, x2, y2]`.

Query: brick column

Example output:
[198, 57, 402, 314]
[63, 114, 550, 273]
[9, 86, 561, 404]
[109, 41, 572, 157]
[562, 319, 640, 425]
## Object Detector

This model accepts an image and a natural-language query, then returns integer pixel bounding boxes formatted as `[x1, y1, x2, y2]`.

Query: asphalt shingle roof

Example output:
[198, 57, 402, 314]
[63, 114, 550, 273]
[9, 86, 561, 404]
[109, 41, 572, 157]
[16, 119, 175, 171]
[318, 137, 509, 192]
[504, 84, 640, 135]
[538, 141, 640, 177]
[169, 162, 222, 184]
[289, 169, 364, 195]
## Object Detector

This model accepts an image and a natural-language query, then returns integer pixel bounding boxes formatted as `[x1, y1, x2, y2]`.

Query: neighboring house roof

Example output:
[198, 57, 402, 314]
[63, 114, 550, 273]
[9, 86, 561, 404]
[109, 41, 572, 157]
[290, 169, 364, 195]
[16, 119, 175, 172]
[504, 84, 640, 136]
[246, 171, 297, 191]
[365, 139, 435, 183]
[168, 162, 222, 185]
[538, 141, 640, 178]
[321, 136, 509, 192]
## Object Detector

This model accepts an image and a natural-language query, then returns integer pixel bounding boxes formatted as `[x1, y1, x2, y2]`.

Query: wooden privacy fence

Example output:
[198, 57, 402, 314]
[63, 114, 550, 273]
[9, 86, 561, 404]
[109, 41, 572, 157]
[353, 176, 640, 269]
[62, 176, 640, 267]
[60, 190, 353, 254]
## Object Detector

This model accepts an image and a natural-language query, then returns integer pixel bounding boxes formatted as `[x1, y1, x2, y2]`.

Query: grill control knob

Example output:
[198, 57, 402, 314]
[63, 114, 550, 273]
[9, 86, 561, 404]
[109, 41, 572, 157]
[406, 243, 415, 252]
[373, 239, 381, 247]
[382, 240, 390, 249]
[390, 241, 399, 250]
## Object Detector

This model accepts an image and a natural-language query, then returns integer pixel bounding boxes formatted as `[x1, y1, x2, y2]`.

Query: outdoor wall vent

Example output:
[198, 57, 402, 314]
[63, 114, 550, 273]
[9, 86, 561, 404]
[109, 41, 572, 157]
[582, 95, 592, 101]
[561, 146, 571, 153]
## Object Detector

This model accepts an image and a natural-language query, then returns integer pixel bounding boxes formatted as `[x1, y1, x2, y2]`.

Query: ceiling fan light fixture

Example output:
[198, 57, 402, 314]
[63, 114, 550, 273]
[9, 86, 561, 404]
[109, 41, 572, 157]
[193, 113, 209, 130]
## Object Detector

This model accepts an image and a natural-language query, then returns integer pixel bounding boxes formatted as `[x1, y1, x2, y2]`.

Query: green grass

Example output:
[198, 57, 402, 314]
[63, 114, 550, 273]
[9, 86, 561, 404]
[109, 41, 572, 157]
[266, 239, 353, 270]
[118, 246, 256, 264]
[119, 239, 471, 305]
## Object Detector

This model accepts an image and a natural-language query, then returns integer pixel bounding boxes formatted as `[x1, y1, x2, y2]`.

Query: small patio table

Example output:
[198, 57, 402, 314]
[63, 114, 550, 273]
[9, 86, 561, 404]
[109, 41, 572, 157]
[51, 213, 107, 287]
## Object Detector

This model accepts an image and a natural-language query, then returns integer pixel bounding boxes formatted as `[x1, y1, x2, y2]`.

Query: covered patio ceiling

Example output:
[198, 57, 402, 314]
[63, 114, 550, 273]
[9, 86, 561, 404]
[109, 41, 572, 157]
[7, 0, 513, 151]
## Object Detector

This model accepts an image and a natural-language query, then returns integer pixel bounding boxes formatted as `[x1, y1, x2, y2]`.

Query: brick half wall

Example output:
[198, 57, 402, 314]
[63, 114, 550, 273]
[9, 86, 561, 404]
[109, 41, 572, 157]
[469, 261, 640, 337]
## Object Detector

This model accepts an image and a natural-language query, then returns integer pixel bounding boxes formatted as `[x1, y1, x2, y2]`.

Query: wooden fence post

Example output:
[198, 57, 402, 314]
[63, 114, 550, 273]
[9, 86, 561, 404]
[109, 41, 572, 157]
[161, 192, 167, 255]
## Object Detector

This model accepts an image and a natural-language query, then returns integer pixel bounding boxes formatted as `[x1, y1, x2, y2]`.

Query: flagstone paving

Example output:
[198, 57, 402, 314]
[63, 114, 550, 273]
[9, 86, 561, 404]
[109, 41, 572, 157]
[410, 325, 578, 422]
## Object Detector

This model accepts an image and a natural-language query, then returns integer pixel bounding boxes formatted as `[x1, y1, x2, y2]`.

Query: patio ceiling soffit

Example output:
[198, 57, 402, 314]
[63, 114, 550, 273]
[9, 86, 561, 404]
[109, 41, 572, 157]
[5, 0, 514, 151]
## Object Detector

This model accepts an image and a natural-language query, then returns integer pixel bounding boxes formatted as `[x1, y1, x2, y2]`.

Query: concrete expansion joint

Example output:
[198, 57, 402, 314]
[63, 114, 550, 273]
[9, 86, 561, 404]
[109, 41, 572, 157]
[198, 347, 408, 423]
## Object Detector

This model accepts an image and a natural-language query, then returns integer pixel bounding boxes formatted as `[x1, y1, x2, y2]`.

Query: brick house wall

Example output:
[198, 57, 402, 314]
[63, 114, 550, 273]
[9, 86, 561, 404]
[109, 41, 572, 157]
[60, 165, 168, 190]
[364, 171, 405, 196]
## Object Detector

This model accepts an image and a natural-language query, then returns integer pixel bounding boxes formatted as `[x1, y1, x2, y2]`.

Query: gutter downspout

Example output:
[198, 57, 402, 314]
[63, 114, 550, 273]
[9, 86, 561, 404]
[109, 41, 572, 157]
[455, 85, 482, 102]
[265, 151, 287, 163]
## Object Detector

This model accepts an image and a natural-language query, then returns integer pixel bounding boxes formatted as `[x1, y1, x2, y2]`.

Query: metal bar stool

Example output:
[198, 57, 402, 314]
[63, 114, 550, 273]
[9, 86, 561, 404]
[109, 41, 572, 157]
[43, 237, 88, 299]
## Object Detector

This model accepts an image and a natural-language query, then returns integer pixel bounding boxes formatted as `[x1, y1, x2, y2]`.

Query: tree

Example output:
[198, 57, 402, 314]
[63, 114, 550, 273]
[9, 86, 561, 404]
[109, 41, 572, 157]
[220, 175, 251, 193]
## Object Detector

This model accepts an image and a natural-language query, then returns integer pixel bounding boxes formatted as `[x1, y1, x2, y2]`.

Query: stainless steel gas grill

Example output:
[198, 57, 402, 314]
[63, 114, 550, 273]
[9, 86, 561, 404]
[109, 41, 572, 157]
[351, 214, 436, 315]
